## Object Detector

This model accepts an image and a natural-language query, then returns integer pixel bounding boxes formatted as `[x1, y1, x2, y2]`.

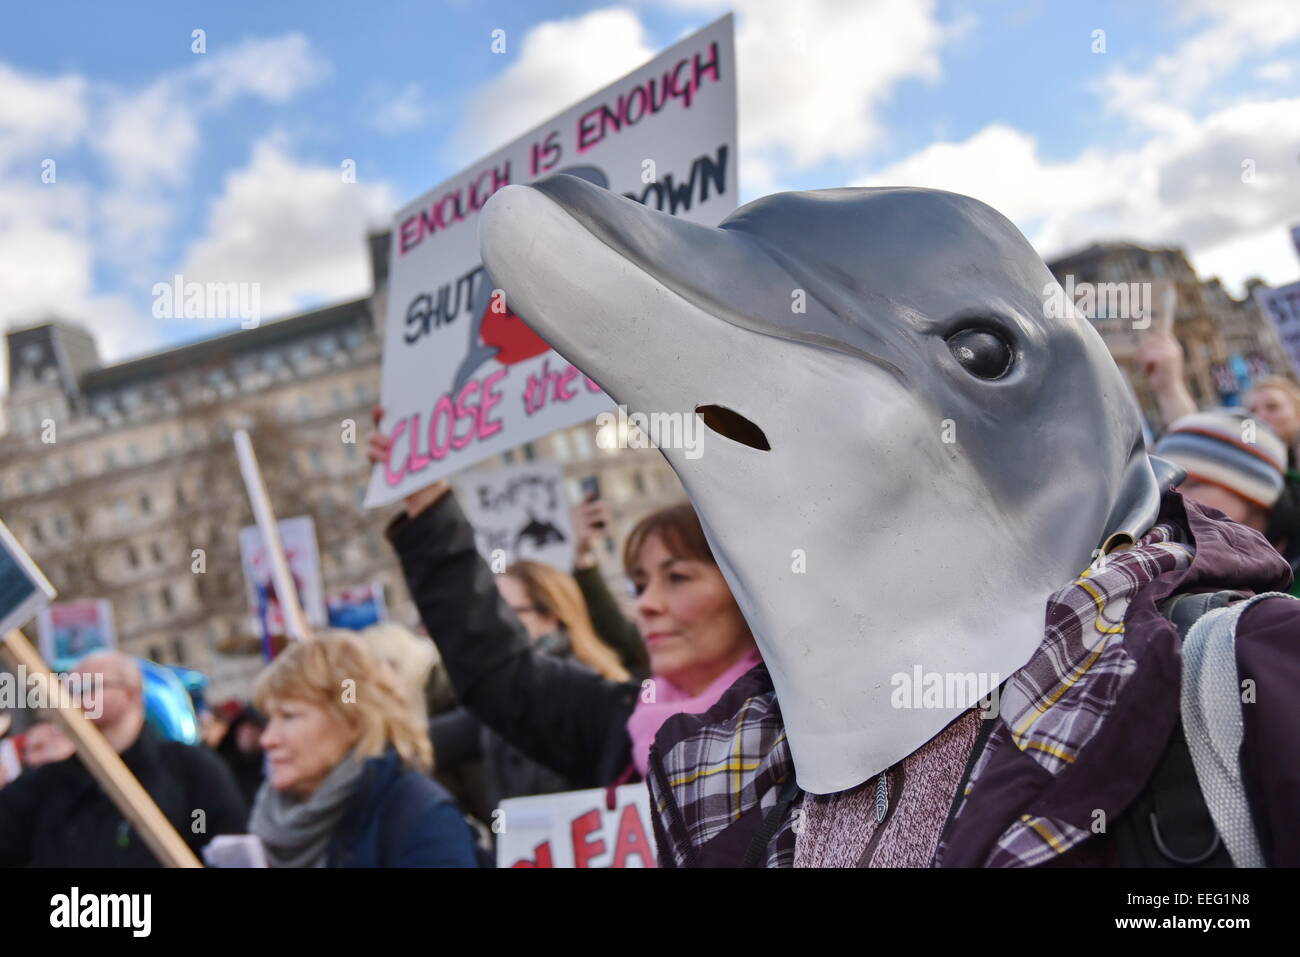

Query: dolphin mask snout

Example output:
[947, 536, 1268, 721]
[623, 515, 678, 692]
[480, 174, 1162, 793]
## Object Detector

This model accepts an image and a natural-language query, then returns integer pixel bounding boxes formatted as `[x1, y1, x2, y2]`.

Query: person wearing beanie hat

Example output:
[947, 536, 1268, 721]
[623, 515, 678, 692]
[1154, 409, 1288, 535]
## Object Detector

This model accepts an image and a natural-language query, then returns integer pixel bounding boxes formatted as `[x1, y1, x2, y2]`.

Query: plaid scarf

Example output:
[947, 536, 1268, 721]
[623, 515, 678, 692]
[649, 676, 797, 867]
[935, 521, 1195, 866]
[652, 522, 1196, 868]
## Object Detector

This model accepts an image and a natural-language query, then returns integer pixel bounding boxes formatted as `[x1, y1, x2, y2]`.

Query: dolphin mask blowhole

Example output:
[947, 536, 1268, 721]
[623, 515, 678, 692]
[479, 175, 1164, 794]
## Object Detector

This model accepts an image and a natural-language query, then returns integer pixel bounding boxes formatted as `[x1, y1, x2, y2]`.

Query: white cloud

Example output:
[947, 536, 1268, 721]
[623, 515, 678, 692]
[370, 82, 432, 134]
[1098, 0, 1300, 131]
[1255, 60, 1296, 82]
[662, 0, 956, 168]
[0, 63, 87, 165]
[177, 138, 395, 318]
[94, 80, 199, 188]
[194, 32, 330, 107]
[455, 9, 656, 157]
[856, 97, 1300, 295]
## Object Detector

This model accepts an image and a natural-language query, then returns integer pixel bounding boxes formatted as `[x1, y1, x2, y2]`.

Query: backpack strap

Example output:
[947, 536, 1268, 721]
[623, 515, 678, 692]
[1179, 591, 1297, 868]
[1113, 590, 1239, 867]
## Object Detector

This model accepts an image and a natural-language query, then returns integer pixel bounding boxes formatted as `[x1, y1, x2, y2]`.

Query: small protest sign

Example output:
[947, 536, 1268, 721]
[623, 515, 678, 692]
[496, 783, 656, 868]
[0, 518, 55, 638]
[37, 599, 115, 663]
[238, 515, 327, 643]
[455, 461, 575, 571]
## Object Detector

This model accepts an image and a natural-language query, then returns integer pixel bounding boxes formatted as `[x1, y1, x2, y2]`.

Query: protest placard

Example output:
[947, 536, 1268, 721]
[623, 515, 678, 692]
[237, 515, 326, 643]
[0, 518, 55, 638]
[36, 599, 115, 663]
[1253, 280, 1300, 377]
[454, 461, 575, 571]
[326, 584, 387, 631]
[496, 783, 656, 868]
[365, 14, 737, 508]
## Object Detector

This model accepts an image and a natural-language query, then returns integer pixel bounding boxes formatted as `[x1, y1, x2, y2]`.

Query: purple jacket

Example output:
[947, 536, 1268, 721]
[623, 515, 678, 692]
[649, 492, 1300, 867]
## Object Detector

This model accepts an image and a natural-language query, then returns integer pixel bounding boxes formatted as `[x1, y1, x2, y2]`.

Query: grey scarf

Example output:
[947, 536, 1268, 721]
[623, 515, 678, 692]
[249, 750, 366, 868]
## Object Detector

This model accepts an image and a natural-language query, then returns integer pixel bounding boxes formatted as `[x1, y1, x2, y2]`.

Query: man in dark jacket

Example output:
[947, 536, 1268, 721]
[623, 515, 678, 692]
[0, 651, 248, 867]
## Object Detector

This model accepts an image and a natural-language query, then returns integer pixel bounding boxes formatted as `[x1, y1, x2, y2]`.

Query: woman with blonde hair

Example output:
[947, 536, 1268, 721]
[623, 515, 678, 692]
[249, 631, 477, 867]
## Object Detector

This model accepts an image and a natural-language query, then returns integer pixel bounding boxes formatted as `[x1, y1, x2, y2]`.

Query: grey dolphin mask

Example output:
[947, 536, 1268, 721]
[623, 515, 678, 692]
[479, 175, 1166, 794]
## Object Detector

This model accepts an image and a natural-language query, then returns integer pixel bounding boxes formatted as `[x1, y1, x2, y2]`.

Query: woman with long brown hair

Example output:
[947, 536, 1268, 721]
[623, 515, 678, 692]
[370, 409, 760, 800]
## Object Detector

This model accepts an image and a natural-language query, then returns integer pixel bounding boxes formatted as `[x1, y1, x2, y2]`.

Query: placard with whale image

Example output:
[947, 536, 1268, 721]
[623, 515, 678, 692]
[366, 14, 736, 508]
[453, 460, 576, 573]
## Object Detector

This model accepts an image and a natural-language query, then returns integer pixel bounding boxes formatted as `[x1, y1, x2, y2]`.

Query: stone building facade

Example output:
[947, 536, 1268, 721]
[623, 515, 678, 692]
[1046, 242, 1293, 429]
[1, 233, 683, 701]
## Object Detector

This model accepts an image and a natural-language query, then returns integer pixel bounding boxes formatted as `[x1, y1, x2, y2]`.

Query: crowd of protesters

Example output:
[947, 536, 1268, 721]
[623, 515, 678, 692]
[2, 329, 1299, 867]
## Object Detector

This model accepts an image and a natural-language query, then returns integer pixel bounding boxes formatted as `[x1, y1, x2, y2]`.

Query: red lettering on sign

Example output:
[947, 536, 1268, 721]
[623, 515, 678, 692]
[571, 809, 606, 868]
[510, 841, 553, 868]
[611, 803, 656, 868]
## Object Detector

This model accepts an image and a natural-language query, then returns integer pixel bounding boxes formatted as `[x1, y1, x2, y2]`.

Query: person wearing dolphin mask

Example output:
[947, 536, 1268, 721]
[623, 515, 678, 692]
[478, 174, 1300, 868]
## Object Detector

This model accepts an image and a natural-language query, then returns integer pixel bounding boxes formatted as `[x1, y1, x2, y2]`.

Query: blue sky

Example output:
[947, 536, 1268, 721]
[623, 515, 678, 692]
[2, 0, 1298, 371]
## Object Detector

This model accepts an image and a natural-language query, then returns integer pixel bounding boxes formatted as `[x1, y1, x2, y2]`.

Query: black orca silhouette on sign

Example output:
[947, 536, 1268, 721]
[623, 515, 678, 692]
[514, 510, 568, 554]
[451, 166, 610, 394]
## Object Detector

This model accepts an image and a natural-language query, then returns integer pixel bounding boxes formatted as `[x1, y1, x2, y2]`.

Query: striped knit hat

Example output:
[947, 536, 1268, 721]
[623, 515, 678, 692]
[1154, 409, 1287, 509]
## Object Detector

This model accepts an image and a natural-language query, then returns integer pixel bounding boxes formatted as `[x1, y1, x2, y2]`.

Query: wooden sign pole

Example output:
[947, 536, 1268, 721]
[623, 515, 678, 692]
[233, 429, 309, 642]
[0, 630, 201, 868]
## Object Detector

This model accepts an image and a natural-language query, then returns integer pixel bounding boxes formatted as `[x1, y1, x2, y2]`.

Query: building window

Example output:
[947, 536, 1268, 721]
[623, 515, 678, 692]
[159, 585, 173, 612]
[172, 637, 186, 665]
[104, 449, 119, 471]
[151, 542, 164, 564]
[523, 442, 536, 461]
[299, 396, 314, 419]
[116, 501, 131, 524]
[126, 544, 139, 569]
[63, 460, 77, 481]
[53, 515, 67, 538]
[140, 492, 152, 514]
[552, 431, 571, 461]
[29, 523, 44, 546]
[572, 427, 593, 458]
[148, 644, 164, 663]
[308, 446, 324, 471]
[318, 337, 338, 358]
[353, 382, 368, 403]
[137, 593, 152, 622]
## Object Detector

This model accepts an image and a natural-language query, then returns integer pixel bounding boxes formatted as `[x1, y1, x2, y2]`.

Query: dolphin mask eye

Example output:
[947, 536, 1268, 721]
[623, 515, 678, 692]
[946, 327, 1013, 380]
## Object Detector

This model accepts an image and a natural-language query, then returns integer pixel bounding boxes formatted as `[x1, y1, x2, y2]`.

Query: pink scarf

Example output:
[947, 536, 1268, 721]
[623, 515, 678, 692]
[626, 647, 763, 777]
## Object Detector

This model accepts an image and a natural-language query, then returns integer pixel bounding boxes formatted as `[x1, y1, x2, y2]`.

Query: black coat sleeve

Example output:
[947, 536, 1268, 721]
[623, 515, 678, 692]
[177, 743, 250, 846]
[0, 766, 42, 866]
[429, 706, 484, 769]
[573, 564, 650, 679]
[387, 492, 637, 788]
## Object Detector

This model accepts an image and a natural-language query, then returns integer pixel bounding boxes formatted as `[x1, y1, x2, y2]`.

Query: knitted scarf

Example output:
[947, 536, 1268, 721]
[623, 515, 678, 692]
[249, 749, 366, 868]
